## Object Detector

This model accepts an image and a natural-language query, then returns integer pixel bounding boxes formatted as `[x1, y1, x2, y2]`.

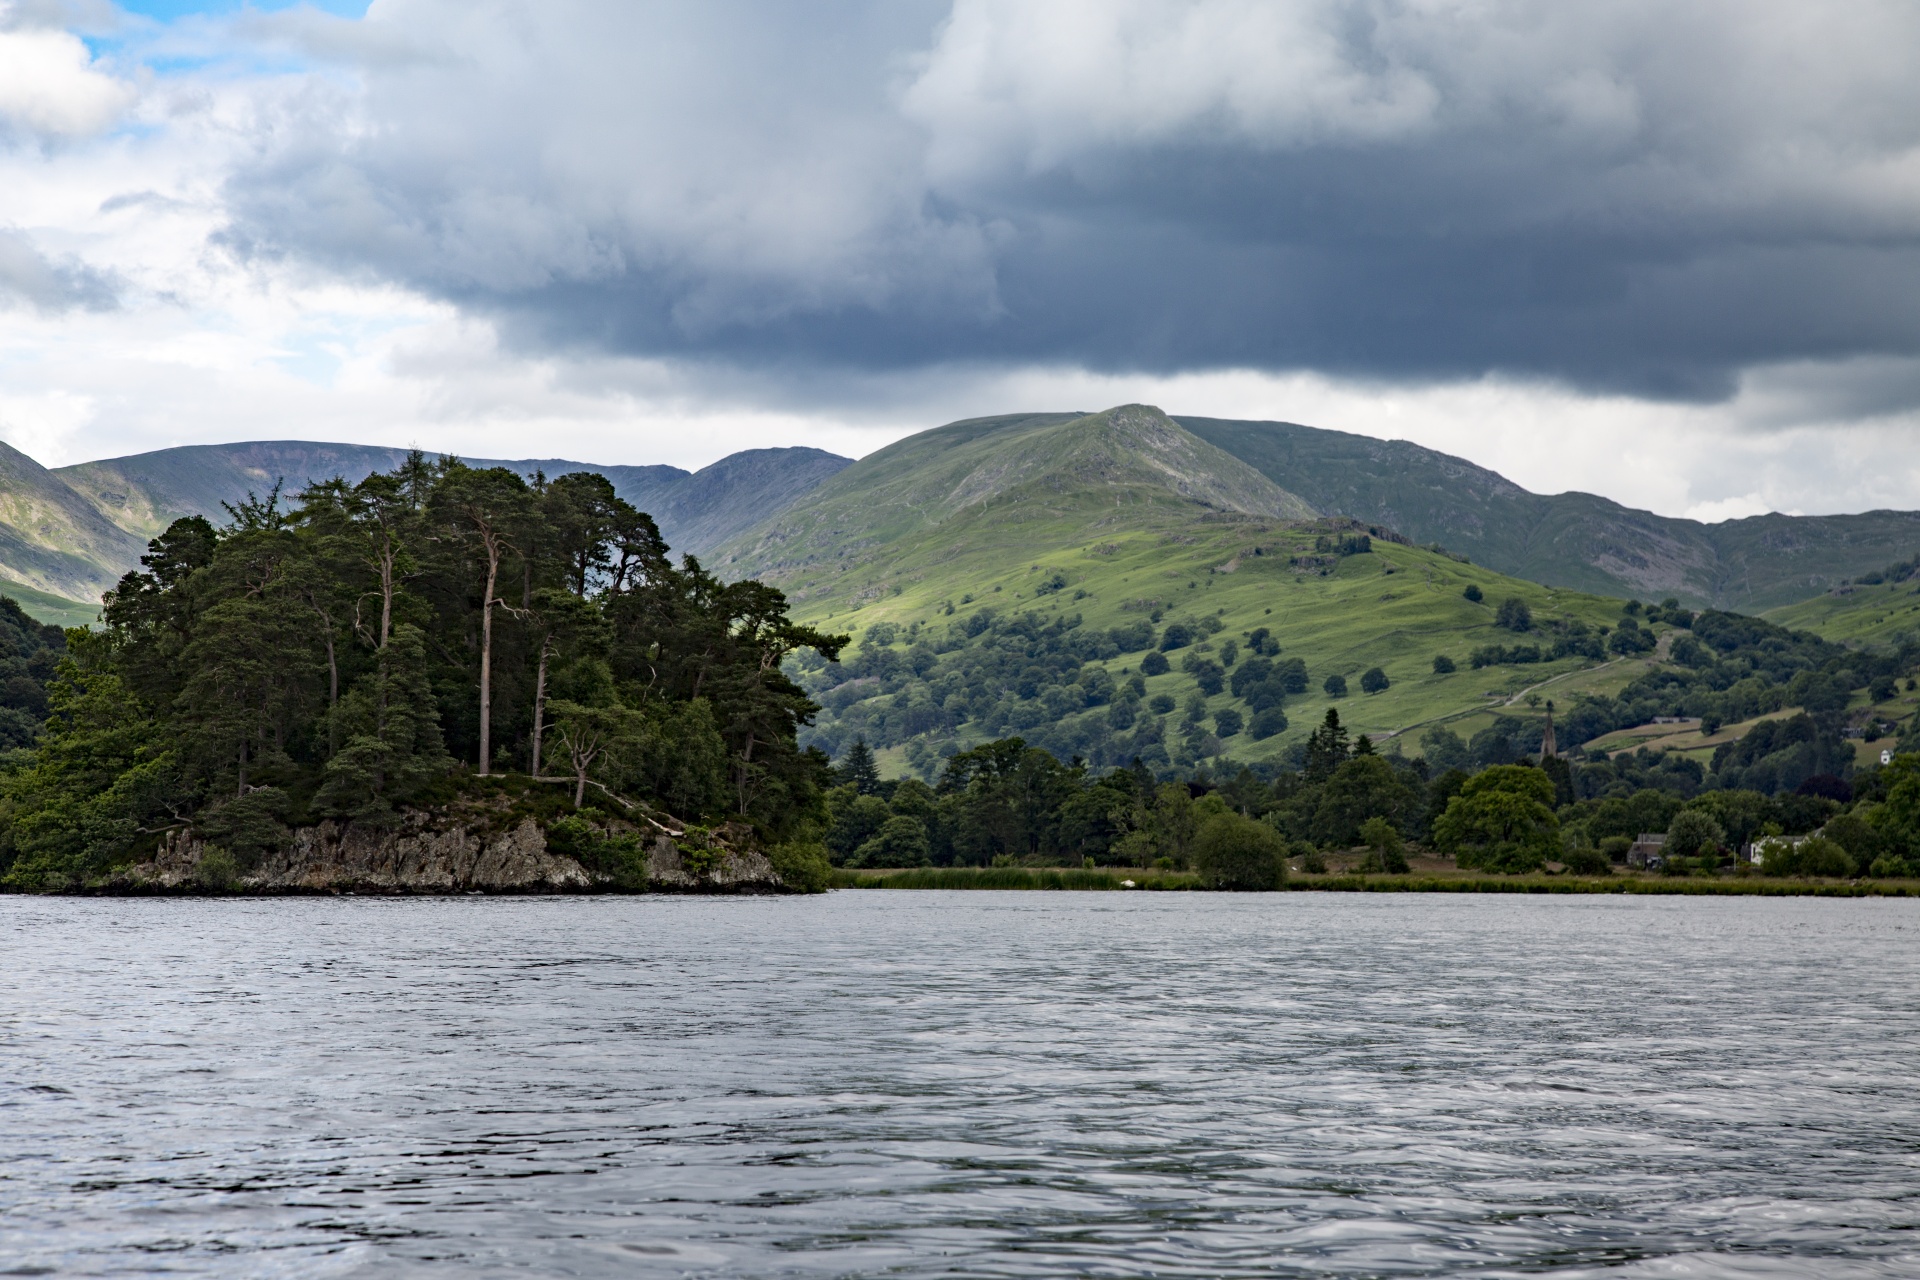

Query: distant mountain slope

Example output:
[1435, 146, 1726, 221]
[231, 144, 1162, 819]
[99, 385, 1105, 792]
[50, 440, 850, 580]
[1765, 578, 1920, 647]
[58, 442, 416, 544]
[0, 441, 146, 604]
[716, 405, 1316, 600]
[713, 403, 1648, 768]
[1177, 416, 1920, 612]
[601, 448, 853, 561]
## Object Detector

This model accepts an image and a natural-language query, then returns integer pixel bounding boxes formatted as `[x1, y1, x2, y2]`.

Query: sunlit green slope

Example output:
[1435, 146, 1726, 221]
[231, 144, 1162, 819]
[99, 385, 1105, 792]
[1766, 580, 1920, 647]
[0, 579, 101, 628]
[721, 405, 1649, 764]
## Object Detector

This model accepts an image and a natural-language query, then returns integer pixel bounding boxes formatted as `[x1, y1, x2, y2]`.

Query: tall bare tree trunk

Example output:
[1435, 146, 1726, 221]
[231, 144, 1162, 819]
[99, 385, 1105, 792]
[379, 547, 394, 649]
[478, 541, 500, 775]
[531, 635, 550, 778]
[736, 731, 755, 815]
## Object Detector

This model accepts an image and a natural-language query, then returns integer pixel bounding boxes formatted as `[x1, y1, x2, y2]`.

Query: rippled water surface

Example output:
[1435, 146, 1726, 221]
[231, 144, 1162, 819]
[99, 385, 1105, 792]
[5, 893, 1920, 1277]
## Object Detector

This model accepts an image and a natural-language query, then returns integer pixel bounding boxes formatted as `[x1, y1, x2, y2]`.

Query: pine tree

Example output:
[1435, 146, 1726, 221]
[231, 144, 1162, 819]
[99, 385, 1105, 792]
[839, 738, 881, 794]
[1304, 709, 1351, 781]
[318, 624, 449, 823]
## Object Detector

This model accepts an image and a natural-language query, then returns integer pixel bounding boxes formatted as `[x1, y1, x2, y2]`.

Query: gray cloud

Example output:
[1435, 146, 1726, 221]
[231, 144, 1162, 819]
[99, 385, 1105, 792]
[216, 0, 1920, 403]
[0, 229, 117, 313]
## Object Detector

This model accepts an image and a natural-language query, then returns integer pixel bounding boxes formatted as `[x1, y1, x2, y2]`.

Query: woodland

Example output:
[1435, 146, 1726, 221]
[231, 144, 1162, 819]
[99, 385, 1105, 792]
[0, 455, 842, 889]
[2, 455, 1920, 892]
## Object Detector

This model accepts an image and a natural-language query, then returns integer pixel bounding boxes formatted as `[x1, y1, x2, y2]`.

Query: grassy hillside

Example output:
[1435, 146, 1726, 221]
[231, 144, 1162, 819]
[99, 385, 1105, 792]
[1766, 580, 1920, 647]
[1180, 415, 1920, 612]
[717, 405, 1316, 596]
[721, 405, 1652, 772]
[0, 579, 101, 628]
[0, 441, 144, 604]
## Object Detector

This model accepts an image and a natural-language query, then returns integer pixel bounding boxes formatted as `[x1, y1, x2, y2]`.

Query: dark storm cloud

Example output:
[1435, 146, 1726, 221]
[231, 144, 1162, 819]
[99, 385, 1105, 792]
[219, 0, 1920, 402]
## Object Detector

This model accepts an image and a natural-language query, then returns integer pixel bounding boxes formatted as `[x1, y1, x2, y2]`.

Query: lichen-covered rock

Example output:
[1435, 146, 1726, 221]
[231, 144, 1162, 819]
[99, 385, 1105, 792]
[645, 835, 785, 893]
[121, 815, 591, 893]
[113, 809, 792, 895]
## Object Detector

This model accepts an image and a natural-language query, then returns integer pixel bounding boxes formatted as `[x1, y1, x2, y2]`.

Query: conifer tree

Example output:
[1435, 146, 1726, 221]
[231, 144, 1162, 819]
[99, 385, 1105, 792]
[318, 624, 449, 822]
[1304, 708, 1351, 781]
[839, 738, 880, 794]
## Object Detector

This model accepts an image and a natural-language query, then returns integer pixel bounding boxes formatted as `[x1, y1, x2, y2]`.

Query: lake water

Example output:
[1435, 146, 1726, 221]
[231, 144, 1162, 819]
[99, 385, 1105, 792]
[4, 892, 1919, 1278]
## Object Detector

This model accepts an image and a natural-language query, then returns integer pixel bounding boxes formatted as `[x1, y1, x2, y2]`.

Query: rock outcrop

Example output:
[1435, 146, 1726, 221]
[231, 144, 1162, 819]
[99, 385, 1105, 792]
[643, 834, 784, 893]
[115, 812, 787, 895]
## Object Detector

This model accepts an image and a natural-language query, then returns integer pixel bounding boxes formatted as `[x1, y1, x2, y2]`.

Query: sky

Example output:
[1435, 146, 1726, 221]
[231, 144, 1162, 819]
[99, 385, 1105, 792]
[1, 2, 1918, 521]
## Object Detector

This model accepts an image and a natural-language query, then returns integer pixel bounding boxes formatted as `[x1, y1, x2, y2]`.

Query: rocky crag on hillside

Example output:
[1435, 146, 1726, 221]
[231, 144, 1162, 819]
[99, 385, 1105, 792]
[110, 810, 788, 895]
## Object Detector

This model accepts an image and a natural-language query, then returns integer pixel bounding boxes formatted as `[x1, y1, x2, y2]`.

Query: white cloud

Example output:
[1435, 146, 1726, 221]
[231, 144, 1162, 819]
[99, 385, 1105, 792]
[0, 0, 1916, 530]
[0, 9, 134, 138]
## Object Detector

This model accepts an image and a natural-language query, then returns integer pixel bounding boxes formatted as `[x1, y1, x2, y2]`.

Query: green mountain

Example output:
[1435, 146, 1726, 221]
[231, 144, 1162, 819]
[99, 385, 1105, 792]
[54, 441, 848, 560]
[1180, 416, 1920, 612]
[719, 405, 1648, 770]
[0, 440, 145, 606]
[0, 439, 849, 625]
[717, 405, 1316, 599]
[6, 404, 1918, 635]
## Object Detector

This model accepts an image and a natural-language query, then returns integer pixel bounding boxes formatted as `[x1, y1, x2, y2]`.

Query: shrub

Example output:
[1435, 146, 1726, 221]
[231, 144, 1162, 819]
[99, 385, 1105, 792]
[1757, 834, 1853, 878]
[1186, 658, 1225, 696]
[1358, 816, 1409, 873]
[1496, 598, 1533, 631]
[1140, 651, 1171, 676]
[1463, 584, 1483, 602]
[195, 846, 243, 893]
[767, 841, 833, 893]
[1248, 707, 1289, 740]
[1148, 693, 1176, 714]
[1821, 810, 1880, 867]
[1360, 667, 1390, 694]
[1432, 765, 1559, 874]
[1159, 623, 1194, 651]
[1432, 654, 1456, 674]
[1213, 708, 1244, 738]
[1323, 674, 1348, 697]
[545, 814, 649, 889]
[676, 825, 723, 877]
[1665, 809, 1725, 859]
[1608, 620, 1656, 655]
[1562, 845, 1613, 876]
[1192, 813, 1287, 890]
[850, 815, 932, 868]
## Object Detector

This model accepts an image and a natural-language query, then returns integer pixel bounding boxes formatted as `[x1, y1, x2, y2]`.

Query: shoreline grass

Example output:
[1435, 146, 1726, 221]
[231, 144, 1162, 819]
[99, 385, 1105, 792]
[832, 866, 1920, 896]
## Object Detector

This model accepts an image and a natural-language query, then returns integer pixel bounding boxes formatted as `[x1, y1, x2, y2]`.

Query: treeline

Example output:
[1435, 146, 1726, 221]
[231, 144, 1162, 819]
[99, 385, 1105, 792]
[823, 706, 1920, 882]
[800, 582, 1915, 796]
[0, 455, 844, 889]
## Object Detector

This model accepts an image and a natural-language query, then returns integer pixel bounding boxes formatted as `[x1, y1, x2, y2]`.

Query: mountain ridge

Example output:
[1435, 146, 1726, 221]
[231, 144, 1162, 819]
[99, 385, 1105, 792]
[1177, 416, 1920, 611]
[2, 406, 1919, 626]
[715, 405, 1316, 600]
